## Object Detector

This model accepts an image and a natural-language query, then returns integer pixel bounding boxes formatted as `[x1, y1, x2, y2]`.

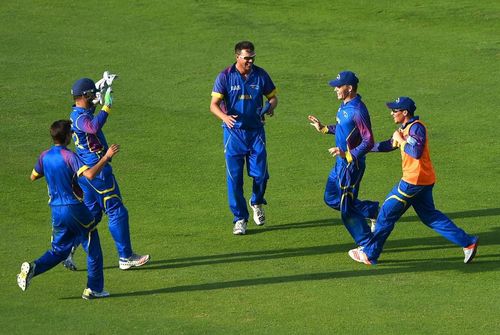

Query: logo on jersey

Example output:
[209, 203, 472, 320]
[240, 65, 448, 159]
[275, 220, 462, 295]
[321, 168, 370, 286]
[230, 85, 241, 91]
[239, 94, 252, 100]
[250, 84, 260, 90]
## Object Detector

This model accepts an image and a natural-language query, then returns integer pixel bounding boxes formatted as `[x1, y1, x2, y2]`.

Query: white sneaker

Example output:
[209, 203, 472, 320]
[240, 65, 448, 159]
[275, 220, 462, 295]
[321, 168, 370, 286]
[348, 247, 373, 265]
[233, 219, 247, 235]
[119, 253, 150, 270]
[463, 238, 478, 264]
[249, 200, 265, 226]
[62, 246, 78, 271]
[17, 262, 35, 291]
[82, 288, 110, 300]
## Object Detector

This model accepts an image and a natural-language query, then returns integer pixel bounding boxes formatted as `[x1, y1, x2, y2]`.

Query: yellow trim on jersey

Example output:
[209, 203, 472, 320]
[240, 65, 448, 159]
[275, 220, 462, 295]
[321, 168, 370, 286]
[32, 169, 41, 177]
[86, 177, 116, 194]
[385, 195, 407, 206]
[211, 92, 224, 99]
[265, 89, 277, 99]
[345, 127, 357, 152]
[70, 213, 95, 228]
[345, 151, 353, 163]
[320, 126, 329, 134]
[103, 194, 121, 210]
[340, 192, 354, 206]
[77, 165, 89, 177]
[397, 185, 417, 198]
[102, 105, 111, 113]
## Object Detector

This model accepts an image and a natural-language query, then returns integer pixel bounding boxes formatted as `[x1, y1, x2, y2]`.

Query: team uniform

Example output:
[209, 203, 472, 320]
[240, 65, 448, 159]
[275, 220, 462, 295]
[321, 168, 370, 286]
[362, 116, 477, 263]
[211, 64, 277, 223]
[29, 145, 104, 292]
[70, 106, 132, 259]
[323, 95, 379, 246]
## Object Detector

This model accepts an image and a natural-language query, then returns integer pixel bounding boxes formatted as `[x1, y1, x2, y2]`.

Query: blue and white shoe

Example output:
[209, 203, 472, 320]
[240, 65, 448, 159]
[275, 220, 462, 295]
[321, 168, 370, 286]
[463, 238, 479, 264]
[119, 253, 150, 270]
[82, 288, 110, 300]
[17, 262, 35, 291]
[233, 219, 247, 235]
[62, 246, 77, 271]
[348, 247, 373, 265]
[249, 200, 265, 226]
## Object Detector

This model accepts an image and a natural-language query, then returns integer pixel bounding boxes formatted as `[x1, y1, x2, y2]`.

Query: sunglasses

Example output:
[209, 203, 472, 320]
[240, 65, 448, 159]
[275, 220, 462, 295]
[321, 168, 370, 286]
[238, 55, 256, 61]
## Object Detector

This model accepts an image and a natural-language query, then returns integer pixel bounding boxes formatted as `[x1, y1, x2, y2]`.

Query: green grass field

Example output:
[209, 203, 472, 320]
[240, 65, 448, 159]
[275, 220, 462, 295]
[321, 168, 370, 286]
[1, 1, 499, 333]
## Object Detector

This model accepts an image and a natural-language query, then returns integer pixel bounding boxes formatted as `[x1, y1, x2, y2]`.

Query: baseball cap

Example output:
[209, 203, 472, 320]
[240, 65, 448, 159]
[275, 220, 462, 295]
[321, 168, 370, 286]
[71, 78, 97, 97]
[328, 71, 359, 87]
[386, 96, 416, 113]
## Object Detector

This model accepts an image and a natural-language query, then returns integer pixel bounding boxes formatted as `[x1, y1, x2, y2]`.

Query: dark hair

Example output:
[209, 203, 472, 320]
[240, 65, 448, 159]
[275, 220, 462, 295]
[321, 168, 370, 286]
[50, 120, 72, 144]
[235, 41, 255, 54]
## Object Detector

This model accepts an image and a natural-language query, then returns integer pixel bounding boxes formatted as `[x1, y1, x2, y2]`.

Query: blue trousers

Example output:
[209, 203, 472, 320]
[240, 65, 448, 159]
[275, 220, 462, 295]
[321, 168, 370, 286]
[34, 203, 104, 292]
[324, 158, 379, 246]
[363, 180, 476, 262]
[79, 164, 132, 259]
[223, 127, 269, 223]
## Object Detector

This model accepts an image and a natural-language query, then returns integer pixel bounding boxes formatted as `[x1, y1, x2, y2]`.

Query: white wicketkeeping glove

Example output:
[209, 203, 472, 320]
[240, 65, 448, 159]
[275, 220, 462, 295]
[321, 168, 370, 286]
[93, 71, 118, 105]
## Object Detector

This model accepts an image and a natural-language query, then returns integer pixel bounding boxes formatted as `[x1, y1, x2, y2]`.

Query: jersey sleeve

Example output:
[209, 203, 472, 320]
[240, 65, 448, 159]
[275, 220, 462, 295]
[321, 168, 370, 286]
[62, 149, 89, 177]
[349, 110, 375, 161]
[211, 72, 227, 99]
[404, 123, 426, 159]
[32, 152, 46, 178]
[325, 124, 336, 135]
[72, 111, 108, 135]
[261, 70, 277, 99]
[371, 139, 397, 152]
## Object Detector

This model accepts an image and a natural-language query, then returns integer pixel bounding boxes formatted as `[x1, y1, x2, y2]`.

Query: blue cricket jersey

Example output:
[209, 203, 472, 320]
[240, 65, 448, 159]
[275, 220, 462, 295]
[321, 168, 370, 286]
[70, 106, 109, 166]
[211, 64, 276, 130]
[326, 95, 374, 162]
[32, 146, 88, 206]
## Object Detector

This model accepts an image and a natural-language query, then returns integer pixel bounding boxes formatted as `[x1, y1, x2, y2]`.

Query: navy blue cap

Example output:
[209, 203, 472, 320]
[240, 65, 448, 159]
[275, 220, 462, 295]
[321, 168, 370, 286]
[386, 96, 416, 113]
[328, 71, 359, 87]
[71, 78, 96, 96]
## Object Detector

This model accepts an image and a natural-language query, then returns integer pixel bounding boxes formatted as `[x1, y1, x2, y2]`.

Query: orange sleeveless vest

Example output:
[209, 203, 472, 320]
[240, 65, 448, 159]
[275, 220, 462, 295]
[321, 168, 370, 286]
[400, 120, 435, 185]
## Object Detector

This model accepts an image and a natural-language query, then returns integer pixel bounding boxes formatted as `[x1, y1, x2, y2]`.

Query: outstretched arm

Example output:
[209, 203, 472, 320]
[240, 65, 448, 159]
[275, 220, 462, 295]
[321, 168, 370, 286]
[308, 115, 335, 134]
[371, 138, 398, 152]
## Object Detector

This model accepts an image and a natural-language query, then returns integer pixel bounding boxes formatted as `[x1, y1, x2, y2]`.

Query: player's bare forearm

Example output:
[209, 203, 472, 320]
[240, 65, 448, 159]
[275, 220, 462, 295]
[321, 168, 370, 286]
[308, 115, 330, 134]
[266, 96, 278, 116]
[83, 144, 120, 180]
[30, 172, 42, 181]
[210, 97, 237, 128]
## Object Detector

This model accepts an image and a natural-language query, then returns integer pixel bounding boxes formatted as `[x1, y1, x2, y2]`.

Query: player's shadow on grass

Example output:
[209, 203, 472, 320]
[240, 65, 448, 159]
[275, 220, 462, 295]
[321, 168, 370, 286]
[62, 226, 499, 300]
[136, 225, 498, 272]
[100, 207, 500, 272]
[95, 255, 500, 299]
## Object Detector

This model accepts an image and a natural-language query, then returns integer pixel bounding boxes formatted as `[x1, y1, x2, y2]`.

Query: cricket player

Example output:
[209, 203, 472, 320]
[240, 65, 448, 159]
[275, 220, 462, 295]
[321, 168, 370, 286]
[17, 120, 118, 299]
[309, 71, 379, 247]
[348, 97, 478, 265]
[210, 41, 278, 235]
[69, 77, 149, 269]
